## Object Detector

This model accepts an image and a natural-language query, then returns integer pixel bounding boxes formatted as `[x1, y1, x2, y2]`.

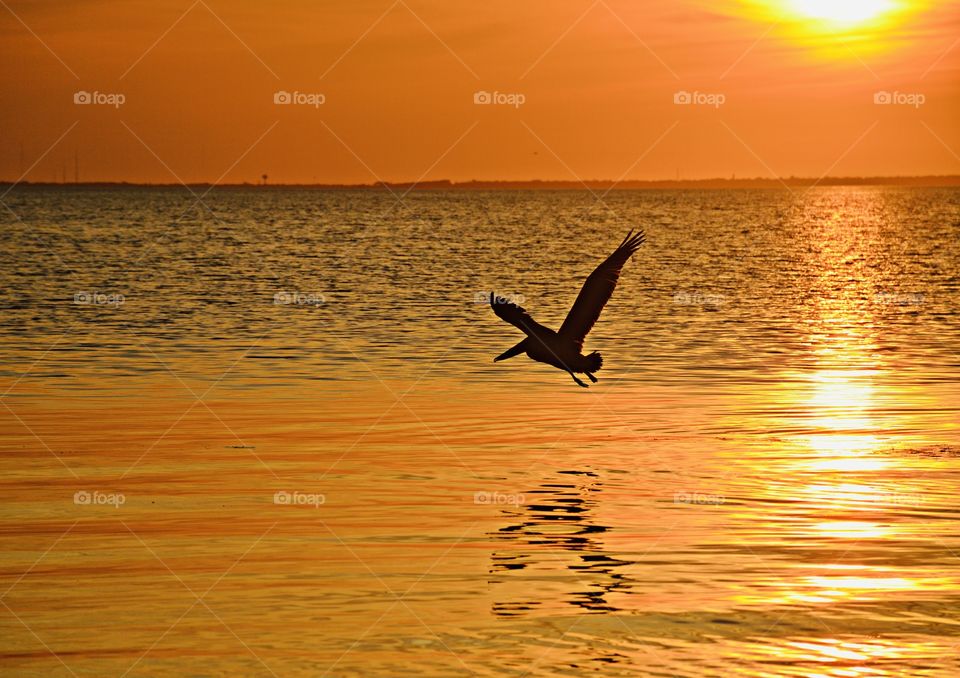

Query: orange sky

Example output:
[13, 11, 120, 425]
[1, 0, 958, 184]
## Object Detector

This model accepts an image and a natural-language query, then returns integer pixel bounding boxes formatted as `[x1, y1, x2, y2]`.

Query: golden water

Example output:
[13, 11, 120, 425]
[1, 186, 959, 675]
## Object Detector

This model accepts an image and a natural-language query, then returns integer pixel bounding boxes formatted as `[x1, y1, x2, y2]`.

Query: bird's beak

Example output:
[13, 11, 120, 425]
[494, 340, 526, 362]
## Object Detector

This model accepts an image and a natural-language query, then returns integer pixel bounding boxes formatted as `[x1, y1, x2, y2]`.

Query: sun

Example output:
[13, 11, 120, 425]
[721, 0, 931, 56]
[732, 0, 925, 54]
[785, 0, 897, 25]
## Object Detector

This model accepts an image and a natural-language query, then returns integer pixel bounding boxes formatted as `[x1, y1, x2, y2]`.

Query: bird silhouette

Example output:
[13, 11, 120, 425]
[490, 230, 646, 388]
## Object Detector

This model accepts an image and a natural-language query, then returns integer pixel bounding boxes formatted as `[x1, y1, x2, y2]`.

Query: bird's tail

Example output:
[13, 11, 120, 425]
[582, 351, 603, 373]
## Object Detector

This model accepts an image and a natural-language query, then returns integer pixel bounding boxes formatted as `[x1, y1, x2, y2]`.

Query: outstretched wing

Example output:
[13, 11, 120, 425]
[558, 230, 645, 348]
[490, 293, 550, 337]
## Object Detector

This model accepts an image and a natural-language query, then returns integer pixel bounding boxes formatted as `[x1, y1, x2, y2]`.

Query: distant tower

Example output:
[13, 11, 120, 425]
[261, 173, 268, 186]
[19, 142, 25, 178]
[74, 149, 79, 183]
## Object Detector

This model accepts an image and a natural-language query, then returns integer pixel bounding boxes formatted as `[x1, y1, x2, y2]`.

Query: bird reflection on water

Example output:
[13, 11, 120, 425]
[489, 470, 635, 617]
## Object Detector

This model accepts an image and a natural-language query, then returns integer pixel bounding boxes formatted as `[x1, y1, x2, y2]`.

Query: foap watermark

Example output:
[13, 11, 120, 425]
[477, 291, 524, 305]
[674, 90, 725, 108]
[874, 90, 925, 108]
[274, 291, 325, 306]
[674, 291, 725, 306]
[674, 491, 725, 506]
[274, 90, 326, 108]
[861, 492, 924, 507]
[273, 490, 325, 508]
[74, 291, 125, 307]
[474, 91, 526, 108]
[474, 491, 526, 506]
[74, 90, 125, 108]
[875, 292, 925, 306]
[74, 490, 126, 508]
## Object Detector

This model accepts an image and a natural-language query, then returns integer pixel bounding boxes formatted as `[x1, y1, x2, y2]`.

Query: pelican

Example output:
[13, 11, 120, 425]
[489, 230, 646, 388]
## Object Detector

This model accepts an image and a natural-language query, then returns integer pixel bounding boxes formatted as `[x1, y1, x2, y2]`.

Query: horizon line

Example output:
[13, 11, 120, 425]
[3, 174, 960, 190]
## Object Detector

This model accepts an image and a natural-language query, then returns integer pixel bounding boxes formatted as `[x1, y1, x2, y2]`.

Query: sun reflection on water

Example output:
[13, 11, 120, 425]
[727, 193, 960, 673]
[812, 519, 889, 539]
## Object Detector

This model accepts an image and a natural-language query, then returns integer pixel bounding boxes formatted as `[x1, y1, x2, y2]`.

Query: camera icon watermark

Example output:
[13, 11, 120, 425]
[473, 90, 526, 108]
[274, 90, 326, 108]
[674, 90, 725, 108]
[474, 491, 526, 506]
[74, 90, 126, 108]
[74, 291, 125, 307]
[273, 490, 325, 508]
[74, 490, 126, 508]
[874, 90, 925, 108]
[273, 291, 325, 306]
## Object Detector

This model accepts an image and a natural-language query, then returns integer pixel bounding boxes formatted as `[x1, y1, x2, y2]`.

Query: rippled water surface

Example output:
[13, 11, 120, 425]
[1, 186, 959, 676]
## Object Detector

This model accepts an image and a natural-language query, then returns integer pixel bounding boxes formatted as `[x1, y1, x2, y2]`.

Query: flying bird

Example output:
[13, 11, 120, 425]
[489, 230, 646, 388]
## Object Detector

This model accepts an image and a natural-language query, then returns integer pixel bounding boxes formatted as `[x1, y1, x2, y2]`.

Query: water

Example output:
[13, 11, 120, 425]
[1, 186, 959, 676]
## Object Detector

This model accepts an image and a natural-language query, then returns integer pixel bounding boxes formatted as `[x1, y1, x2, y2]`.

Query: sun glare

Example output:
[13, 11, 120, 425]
[739, 0, 924, 51]
[786, 0, 896, 25]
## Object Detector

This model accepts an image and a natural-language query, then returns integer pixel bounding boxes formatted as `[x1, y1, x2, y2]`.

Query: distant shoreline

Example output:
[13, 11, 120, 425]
[3, 176, 960, 191]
